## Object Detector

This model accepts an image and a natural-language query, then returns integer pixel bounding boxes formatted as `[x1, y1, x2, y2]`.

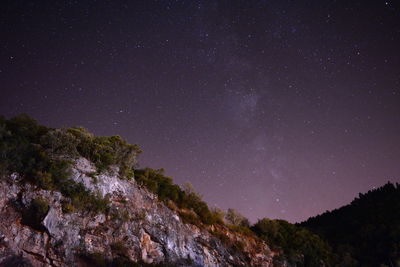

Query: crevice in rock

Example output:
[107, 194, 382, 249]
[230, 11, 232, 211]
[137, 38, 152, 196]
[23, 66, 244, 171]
[22, 249, 48, 264]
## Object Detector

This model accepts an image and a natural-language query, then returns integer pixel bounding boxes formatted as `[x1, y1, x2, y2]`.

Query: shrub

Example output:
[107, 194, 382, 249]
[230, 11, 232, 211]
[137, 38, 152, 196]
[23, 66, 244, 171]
[62, 201, 75, 213]
[21, 198, 49, 232]
[225, 208, 250, 228]
[211, 230, 230, 246]
[0, 115, 118, 215]
[40, 129, 79, 156]
[61, 182, 109, 213]
[227, 224, 253, 236]
[210, 229, 246, 254]
[109, 209, 131, 222]
[33, 170, 54, 190]
[178, 210, 201, 227]
[134, 168, 220, 226]
[66, 127, 141, 175]
[252, 218, 333, 265]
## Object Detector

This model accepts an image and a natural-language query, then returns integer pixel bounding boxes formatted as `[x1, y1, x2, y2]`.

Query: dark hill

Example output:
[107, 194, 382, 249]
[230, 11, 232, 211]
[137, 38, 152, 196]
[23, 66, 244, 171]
[300, 182, 400, 266]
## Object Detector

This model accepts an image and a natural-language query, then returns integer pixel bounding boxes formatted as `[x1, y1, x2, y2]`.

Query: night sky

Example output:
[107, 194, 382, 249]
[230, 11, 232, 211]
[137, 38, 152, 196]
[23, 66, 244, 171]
[1, 0, 400, 223]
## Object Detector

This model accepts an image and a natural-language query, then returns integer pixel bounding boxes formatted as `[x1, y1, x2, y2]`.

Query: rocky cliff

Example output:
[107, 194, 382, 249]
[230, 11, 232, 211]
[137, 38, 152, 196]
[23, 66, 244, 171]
[0, 157, 273, 267]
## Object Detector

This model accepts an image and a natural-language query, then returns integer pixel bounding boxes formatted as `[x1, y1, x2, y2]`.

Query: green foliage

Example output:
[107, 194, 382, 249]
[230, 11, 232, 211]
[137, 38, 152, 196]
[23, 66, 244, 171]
[252, 218, 333, 266]
[40, 128, 80, 156]
[301, 182, 400, 266]
[33, 170, 54, 190]
[225, 208, 250, 227]
[109, 208, 131, 222]
[32, 197, 50, 214]
[210, 228, 246, 254]
[210, 230, 230, 246]
[0, 114, 50, 176]
[178, 210, 201, 227]
[0, 115, 110, 214]
[210, 207, 225, 223]
[9, 115, 390, 265]
[227, 224, 253, 236]
[66, 127, 141, 175]
[61, 182, 110, 213]
[21, 198, 49, 232]
[62, 201, 75, 213]
[134, 168, 220, 226]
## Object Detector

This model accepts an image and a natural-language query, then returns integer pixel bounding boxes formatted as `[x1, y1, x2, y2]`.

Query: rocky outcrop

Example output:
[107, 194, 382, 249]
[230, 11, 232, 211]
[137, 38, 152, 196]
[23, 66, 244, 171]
[0, 158, 273, 266]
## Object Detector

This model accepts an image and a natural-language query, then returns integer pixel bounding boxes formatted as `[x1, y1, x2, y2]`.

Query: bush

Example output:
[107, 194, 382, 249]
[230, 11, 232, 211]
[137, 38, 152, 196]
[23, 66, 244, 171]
[21, 198, 49, 232]
[61, 182, 110, 213]
[40, 129, 79, 156]
[209, 207, 225, 225]
[252, 218, 333, 265]
[34, 170, 54, 190]
[134, 168, 220, 226]
[227, 224, 253, 236]
[225, 208, 250, 228]
[210, 229, 246, 254]
[0, 115, 126, 215]
[178, 210, 201, 227]
[62, 201, 75, 213]
[66, 127, 141, 175]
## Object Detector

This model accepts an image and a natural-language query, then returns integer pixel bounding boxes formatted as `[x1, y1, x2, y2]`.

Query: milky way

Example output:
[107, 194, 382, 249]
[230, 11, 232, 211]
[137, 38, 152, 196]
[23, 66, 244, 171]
[1, 0, 399, 222]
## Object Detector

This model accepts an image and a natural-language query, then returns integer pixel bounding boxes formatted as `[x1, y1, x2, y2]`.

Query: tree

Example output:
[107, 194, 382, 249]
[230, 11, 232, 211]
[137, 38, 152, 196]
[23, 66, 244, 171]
[225, 208, 250, 227]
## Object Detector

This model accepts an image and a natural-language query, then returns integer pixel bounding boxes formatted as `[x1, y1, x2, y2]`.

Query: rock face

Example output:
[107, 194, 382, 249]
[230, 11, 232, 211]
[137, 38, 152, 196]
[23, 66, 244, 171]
[0, 158, 273, 266]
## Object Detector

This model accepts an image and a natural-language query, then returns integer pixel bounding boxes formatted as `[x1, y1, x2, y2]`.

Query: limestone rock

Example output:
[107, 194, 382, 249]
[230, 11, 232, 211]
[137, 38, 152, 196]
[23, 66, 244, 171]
[0, 158, 273, 266]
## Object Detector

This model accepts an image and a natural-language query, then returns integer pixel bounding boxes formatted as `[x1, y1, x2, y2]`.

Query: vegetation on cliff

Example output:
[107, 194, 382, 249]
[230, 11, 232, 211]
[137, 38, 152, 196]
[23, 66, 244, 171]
[252, 218, 333, 266]
[0, 115, 336, 265]
[0, 114, 139, 213]
[134, 168, 223, 225]
[2, 114, 397, 266]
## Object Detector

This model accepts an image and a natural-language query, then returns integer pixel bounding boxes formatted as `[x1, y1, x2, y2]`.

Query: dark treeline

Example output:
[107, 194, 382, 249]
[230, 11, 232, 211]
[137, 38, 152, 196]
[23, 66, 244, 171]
[301, 182, 400, 266]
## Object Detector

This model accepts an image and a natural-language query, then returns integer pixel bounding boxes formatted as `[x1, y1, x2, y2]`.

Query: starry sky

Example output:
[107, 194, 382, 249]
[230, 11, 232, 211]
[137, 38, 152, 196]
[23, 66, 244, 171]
[1, 0, 400, 223]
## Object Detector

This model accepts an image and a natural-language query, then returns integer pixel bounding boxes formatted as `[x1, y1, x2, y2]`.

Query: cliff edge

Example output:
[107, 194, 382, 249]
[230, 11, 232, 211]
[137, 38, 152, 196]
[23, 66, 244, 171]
[0, 158, 272, 267]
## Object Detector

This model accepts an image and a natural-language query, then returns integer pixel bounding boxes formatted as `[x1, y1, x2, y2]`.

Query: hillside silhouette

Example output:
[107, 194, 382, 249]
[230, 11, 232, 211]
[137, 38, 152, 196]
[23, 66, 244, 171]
[301, 182, 400, 266]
